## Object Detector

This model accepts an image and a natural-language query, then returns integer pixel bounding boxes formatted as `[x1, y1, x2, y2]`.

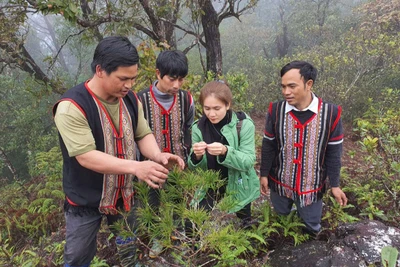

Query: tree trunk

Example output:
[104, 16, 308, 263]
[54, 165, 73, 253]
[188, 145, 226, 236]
[138, 0, 178, 49]
[200, 0, 222, 76]
[316, 0, 331, 46]
[276, 2, 290, 58]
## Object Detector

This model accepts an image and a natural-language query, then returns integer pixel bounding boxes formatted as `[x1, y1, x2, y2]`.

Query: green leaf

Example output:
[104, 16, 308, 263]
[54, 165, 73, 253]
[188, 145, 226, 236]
[381, 246, 399, 267]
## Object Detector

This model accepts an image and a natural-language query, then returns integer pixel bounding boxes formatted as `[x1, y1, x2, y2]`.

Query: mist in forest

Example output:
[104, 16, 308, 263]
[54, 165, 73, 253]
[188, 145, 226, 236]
[21, 0, 367, 81]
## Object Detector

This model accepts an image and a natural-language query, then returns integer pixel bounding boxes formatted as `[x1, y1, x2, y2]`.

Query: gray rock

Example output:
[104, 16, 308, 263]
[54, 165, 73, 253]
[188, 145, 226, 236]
[268, 220, 400, 267]
[333, 220, 400, 265]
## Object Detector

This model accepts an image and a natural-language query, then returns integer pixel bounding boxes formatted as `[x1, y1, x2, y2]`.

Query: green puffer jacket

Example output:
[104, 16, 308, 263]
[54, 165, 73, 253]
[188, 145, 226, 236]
[188, 112, 260, 213]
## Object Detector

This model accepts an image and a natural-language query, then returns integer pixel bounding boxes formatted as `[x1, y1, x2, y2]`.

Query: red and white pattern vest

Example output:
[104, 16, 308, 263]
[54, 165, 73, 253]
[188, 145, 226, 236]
[138, 86, 191, 162]
[267, 99, 342, 206]
[54, 82, 139, 214]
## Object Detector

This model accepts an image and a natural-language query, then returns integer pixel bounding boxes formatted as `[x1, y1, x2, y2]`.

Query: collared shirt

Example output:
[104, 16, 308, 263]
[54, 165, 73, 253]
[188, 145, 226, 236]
[285, 93, 319, 114]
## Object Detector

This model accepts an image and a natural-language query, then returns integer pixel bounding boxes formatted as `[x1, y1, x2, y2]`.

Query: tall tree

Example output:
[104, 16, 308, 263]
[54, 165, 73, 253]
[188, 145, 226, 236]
[276, 0, 290, 58]
[2, 0, 258, 79]
[193, 0, 259, 75]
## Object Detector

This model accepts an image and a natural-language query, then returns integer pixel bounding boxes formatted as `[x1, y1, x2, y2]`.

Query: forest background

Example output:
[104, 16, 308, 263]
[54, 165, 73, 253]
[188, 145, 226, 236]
[0, 0, 399, 266]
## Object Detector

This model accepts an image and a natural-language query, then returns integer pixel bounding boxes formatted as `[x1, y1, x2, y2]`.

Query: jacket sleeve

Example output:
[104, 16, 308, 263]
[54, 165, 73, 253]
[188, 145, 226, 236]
[217, 118, 256, 171]
[260, 103, 277, 177]
[186, 93, 195, 129]
[325, 105, 344, 187]
[188, 123, 207, 170]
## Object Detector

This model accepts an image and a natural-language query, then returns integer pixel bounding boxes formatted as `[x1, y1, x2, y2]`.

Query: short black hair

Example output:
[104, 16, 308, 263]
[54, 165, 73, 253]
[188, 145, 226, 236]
[91, 36, 139, 74]
[280, 60, 317, 83]
[156, 50, 188, 79]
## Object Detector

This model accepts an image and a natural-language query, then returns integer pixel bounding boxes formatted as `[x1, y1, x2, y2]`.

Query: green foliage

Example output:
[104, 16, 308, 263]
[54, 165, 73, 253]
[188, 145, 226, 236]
[0, 0, 399, 265]
[29, 147, 63, 182]
[356, 185, 389, 221]
[135, 168, 224, 236]
[0, 236, 65, 267]
[127, 168, 315, 266]
[134, 41, 160, 91]
[221, 0, 400, 120]
[381, 246, 399, 267]
[272, 211, 309, 246]
[248, 202, 278, 251]
[206, 224, 253, 267]
[37, 1, 82, 22]
[0, 142, 113, 265]
[346, 89, 400, 223]
[130, 168, 272, 266]
[90, 257, 110, 267]
[0, 75, 59, 181]
[0, 146, 65, 265]
[188, 71, 255, 119]
[322, 195, 358, 229]
[225, 72, 254, 112]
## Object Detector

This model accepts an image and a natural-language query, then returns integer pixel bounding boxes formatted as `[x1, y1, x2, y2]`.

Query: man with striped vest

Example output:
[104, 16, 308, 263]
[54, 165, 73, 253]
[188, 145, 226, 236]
[53, 36, 184, 267]
[260, 60, 347, 235]
[137, 50, 194, 257]
[137, 50, 194, 162]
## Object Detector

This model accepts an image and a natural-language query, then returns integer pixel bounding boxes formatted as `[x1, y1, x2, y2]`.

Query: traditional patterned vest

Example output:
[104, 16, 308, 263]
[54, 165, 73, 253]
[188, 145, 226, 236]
[138, 85, 192, 162]
[53, 82, 138, 214]
[268, 99, 341, 207]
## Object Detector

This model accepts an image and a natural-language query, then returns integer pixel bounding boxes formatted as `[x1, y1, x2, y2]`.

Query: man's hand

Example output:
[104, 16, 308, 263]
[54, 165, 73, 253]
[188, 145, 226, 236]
[331, 187, 348, 206]
[206, 142, 227, 156]
[192, 141, 207, 160]
[260, 176, 269, 196]
[135, 161, 169, 189]
[154, 153, 185, 170]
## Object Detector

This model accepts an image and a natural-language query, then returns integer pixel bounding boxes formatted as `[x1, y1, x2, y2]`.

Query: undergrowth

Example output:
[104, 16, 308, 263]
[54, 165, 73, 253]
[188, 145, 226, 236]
[1, 89, 398, 265]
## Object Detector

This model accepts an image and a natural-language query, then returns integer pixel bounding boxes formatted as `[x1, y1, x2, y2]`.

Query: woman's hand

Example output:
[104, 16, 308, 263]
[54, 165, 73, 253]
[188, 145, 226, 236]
[192, 141, 208, 160]
[206, 142, 227, 156]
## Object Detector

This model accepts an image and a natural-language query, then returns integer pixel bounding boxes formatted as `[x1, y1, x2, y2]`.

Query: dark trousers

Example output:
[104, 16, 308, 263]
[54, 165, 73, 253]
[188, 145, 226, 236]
[148, 187, 161, 210]
[64, 198, 138, 267]
[270, 190, 322, 233]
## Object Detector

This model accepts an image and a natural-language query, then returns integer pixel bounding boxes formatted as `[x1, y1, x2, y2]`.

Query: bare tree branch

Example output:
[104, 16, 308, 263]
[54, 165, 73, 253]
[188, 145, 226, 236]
[48, 29, 86, 71]
[197, 41, 206, 74]
[159, 17, 206, 46]
[218, 0, 257, 24]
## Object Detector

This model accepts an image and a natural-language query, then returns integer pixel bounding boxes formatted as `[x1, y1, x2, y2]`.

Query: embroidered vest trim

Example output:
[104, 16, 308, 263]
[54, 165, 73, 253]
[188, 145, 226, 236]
[139, 85, 189, 161]
[86, 86, 136, 214]
[270, 99, 334, 207]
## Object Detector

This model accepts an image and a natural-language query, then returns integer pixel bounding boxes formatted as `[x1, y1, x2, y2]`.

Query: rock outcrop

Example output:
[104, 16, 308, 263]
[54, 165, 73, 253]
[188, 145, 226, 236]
[267, 220, 400, 267]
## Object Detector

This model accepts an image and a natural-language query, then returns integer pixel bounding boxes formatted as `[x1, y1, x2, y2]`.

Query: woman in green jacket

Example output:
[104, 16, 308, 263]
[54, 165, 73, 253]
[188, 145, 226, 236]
[188, 81, 260, 224]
